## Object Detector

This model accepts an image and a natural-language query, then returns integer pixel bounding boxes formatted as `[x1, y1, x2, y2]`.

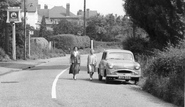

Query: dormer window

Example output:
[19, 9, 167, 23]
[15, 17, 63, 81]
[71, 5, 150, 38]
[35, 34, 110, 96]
[29, 3, 33, 7]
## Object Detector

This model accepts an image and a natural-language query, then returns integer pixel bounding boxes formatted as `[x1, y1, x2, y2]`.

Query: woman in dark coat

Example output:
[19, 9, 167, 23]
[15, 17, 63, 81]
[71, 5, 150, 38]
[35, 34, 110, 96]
[69, 46, 81, 80]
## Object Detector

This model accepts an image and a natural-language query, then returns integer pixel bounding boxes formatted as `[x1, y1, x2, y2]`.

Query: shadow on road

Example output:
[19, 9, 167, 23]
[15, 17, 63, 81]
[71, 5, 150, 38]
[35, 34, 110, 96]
[0, 62, 36, 69]
[30, 65, 69, 70]
[60, 77, 135, 85]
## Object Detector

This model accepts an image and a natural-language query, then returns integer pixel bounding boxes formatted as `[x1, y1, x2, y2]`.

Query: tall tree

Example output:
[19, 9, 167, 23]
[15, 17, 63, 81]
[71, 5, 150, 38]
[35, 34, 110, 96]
[53, 19, 74, 35]
[0, 0, 8, 52]
[39, 16, 47, 37]
[86, 15, 107, 41]
[124, 0, 185, 49]
[116, 16, 122, 26]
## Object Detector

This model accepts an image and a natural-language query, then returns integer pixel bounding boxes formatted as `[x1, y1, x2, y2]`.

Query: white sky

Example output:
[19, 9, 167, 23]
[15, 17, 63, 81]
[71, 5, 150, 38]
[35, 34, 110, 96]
[38, 0, 125, 16]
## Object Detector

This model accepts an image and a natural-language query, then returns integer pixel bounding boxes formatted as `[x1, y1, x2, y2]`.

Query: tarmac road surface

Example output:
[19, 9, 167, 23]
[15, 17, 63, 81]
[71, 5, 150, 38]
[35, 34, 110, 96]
[0, 54, 176, 107]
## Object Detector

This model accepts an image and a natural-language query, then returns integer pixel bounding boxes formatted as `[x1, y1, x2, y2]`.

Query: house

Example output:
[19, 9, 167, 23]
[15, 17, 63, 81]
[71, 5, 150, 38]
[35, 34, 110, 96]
[21, 0, 40, 29]
[21, 0, 98, 30]
[77, 9, 98, 18]
[38, 3, 81, 30]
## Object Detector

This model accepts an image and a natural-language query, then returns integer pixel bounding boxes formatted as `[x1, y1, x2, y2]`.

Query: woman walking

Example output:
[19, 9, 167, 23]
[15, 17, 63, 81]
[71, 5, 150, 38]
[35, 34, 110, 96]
[87, 49, 97, 81]
[69, 46, 81, 80]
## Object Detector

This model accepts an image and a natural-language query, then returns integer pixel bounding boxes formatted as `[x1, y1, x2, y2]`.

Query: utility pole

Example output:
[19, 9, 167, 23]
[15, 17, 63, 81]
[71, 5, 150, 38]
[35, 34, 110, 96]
[12, 22, 16, 60]
[24, 0, 27, 60]
[83, 0, 86, 36]
[28, 31, 30, 58]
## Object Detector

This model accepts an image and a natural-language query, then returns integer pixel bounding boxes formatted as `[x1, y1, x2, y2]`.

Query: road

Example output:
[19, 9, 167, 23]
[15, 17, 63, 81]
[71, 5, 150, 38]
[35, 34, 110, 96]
[0, 54, 176, 107]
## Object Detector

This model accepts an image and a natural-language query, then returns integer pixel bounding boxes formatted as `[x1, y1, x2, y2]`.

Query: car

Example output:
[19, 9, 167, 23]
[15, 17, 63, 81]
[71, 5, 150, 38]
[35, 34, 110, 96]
[98, 49, 141, 84]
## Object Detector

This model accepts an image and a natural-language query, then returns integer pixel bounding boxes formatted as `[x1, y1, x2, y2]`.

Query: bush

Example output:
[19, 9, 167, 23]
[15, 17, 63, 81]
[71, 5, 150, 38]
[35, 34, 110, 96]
[122, 36, 150, 55]
[16, 46, 24, 59]
[51, 34, 90, 53]
[93, 41, 122, 53]
[0, 47, 10, 61]
[0, 47, 6, 60]
[142, 42, 185, 107]
[30, 44, 65, 59]
[83, 36, 91, 48]
[94, 41, 122, 49]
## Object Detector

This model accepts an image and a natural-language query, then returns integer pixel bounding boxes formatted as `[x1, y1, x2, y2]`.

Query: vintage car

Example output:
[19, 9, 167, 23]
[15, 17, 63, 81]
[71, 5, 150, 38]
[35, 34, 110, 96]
[98, 49, 141, 84]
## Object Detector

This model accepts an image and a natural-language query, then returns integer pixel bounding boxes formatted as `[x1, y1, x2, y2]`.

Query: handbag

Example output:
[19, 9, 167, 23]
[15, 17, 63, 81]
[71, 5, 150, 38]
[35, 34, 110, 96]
[69, 64, 74, 74]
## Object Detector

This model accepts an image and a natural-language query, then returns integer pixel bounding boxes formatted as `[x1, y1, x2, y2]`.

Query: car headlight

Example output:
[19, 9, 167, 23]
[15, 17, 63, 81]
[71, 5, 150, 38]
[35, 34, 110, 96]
[132, 71, 139, 75]
[107, 63, 114, 69]
[135, 65, 140, 70]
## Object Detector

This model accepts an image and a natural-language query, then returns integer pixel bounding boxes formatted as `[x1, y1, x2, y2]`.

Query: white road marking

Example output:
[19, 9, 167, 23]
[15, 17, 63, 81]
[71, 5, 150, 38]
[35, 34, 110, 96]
[52, 67, 69, 99]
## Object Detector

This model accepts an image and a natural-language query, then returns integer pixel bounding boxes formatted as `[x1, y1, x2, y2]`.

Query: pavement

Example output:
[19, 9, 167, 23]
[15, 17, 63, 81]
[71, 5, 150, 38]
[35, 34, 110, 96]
[0, 58, 56, 76]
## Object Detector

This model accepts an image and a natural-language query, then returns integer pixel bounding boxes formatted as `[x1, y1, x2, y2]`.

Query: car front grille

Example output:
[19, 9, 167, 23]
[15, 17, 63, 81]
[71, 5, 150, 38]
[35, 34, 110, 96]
[117, 70, 132, 73]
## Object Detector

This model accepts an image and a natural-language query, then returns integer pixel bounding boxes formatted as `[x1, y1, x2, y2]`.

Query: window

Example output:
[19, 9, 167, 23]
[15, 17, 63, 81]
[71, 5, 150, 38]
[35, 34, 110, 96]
[106, 52, 133, 60]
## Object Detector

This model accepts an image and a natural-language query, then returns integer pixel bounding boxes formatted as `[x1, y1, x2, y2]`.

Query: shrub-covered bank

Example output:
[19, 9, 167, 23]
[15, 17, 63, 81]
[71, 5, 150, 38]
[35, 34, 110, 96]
[0, 47, 10, 61]
[123, 36, 184, 107]
[142, 46, 184, 107]
[51, 34, 90, 53]
[30, 44, 65, 59]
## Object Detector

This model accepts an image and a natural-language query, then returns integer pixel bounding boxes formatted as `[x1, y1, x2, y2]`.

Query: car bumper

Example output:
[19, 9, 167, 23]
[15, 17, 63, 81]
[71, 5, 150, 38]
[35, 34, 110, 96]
[106, 75, 140, 81]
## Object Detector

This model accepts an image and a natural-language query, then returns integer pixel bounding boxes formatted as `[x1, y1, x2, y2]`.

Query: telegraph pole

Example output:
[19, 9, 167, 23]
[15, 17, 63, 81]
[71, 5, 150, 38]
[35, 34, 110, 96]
[83, 0, 86, 36]
[12, 22, 16, 60]
[24, 0, 27, 60]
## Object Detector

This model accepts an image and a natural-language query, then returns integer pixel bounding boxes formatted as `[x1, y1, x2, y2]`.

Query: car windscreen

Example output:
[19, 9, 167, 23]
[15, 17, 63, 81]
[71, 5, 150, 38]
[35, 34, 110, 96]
[106, 52, 133, 60]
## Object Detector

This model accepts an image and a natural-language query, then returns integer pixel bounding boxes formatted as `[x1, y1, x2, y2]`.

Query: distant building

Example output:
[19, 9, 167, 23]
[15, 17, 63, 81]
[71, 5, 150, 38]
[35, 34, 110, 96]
[21, 0, 40, 29]
[38, 3, 80, 30]
[21, 0, 98, 30]
[77, 9, 98, 18]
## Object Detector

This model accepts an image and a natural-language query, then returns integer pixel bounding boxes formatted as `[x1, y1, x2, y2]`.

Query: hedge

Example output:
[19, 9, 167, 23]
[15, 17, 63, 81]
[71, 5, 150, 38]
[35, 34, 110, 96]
[51, 34, 90, 53]
[142, 44, 185, 107]
[0, 47, 10, 61]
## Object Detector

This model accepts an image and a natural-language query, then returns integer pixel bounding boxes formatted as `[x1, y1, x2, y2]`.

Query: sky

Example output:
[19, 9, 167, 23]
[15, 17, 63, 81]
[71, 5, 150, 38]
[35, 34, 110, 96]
[38, 0, 125, 16]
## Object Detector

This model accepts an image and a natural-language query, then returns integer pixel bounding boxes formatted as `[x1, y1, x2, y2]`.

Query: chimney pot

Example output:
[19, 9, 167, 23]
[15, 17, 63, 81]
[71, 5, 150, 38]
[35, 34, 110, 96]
[66, 3, 70, 16]
[44, 4, 48, 9]
[87, 8, 90, 18]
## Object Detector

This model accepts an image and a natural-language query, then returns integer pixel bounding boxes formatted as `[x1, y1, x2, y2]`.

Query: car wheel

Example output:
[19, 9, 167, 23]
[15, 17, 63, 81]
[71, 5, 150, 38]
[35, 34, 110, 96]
[105, 77, 110, 84]
[134, 80, 138, 85]
[98, 68, 103, 81]
[98, 74, 103, 81]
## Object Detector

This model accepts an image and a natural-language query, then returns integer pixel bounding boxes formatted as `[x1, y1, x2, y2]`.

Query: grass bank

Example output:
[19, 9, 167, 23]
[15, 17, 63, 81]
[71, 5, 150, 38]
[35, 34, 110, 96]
[137, 41, 185, 107]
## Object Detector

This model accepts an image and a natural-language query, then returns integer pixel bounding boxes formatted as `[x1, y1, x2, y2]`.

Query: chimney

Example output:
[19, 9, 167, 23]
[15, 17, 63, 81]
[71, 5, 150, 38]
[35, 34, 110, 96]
[66, 3, 70, 16]
[87, 9, 90, 18]
[44, 4, 48, 9]
[77, 9, 82, 16]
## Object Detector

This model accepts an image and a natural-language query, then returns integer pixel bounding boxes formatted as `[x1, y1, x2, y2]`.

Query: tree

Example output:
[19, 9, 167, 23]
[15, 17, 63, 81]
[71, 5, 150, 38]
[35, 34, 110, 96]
[124, 0, 185, 49]
[116, 16, 122, 26]
[39, 16, 46, 37]
[0, 0, 9, 52]
[86, 14, 126, 41]
[86, 15, 107, 41]
[53, 19, 74, 35]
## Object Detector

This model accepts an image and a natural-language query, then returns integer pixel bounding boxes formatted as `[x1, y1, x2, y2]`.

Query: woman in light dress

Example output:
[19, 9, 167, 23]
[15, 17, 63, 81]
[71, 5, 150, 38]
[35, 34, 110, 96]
[87, 49, 97, 81]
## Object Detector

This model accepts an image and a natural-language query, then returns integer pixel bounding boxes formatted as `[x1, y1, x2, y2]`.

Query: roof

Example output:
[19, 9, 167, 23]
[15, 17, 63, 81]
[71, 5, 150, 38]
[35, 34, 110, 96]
[37, 15, 53, 25]
[49, 6, 76, 18]
[88, 10, 98, 17]
[21, 0, 38, 12]
[38, 9, 49, 18]
[79, 10, 98, 17]
[104, 49, 133, 54]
